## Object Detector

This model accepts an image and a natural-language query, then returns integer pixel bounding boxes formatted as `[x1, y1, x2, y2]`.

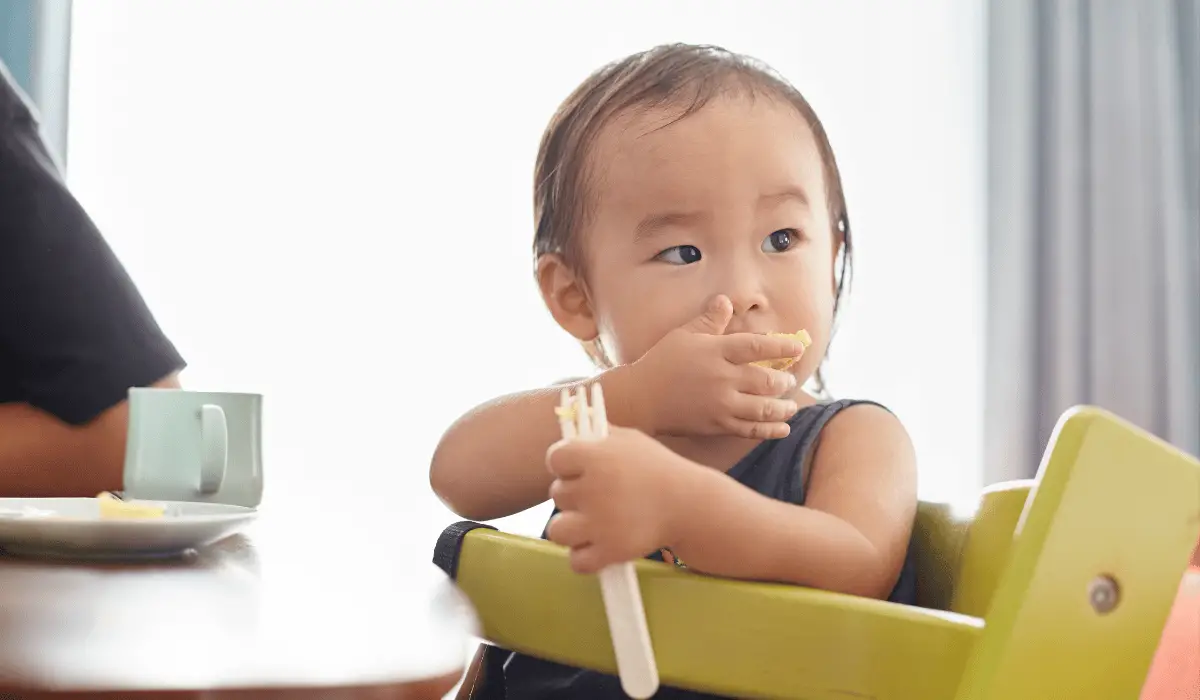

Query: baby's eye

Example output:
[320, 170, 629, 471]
[762, 229, 798, 253]
[655, 245, 703, 265]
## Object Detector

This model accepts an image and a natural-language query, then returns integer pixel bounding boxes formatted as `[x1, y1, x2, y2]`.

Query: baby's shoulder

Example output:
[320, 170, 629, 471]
[805, 398, 916, 473]
[797, 398, 912, 457]
[790, 397, 901, 433]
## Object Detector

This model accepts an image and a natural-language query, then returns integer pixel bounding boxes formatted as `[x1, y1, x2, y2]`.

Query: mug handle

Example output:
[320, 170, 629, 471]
[198, 404, 228, 494]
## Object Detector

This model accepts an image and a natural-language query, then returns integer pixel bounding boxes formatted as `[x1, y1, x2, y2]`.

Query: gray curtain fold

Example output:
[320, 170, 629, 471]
[986, 0, 1200, 482]
[0, 0, 73, 168]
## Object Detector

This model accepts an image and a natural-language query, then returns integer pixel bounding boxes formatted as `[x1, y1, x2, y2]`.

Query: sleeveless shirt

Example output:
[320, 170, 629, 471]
[484, 399, 919, 700]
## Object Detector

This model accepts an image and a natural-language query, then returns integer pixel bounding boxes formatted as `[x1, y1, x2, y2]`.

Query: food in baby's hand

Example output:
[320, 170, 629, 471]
[96, 492, 166, 519]
[750, 329, 813, 371]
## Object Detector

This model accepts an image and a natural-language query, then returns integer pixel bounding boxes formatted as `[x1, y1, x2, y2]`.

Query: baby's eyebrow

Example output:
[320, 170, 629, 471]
[759, 186, 810, 208]
[633, 210, 708, 242]
[633, 186, 810, 241]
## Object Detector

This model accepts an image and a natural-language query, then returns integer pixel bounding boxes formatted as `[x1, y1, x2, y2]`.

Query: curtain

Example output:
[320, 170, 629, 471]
[985, 0, 1200, 482]
[0, 0, 72, 168]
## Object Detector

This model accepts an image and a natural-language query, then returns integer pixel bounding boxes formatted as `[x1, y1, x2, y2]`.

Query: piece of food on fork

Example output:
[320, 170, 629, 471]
[750, 329, 813, 371]
[553, 402, 585, 424]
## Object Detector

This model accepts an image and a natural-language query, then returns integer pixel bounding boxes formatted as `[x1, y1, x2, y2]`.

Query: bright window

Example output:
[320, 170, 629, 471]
[67, 0, 985, 549]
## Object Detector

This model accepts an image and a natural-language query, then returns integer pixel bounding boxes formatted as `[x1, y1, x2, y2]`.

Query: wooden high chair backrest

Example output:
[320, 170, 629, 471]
[912, 482, 1033, 616]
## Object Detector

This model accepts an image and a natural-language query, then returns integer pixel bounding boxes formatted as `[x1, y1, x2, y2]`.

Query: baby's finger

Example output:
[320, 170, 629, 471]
[720, 333, 808, 366]
[720, 417, 793, 441]
[736, 364, 797, 396]
[545, 440, 587, 479]
[567, 543, 606, 575]
[727, 393, 800, 424]
[546, 511, 592, 549]
[548, 477, 581, 511]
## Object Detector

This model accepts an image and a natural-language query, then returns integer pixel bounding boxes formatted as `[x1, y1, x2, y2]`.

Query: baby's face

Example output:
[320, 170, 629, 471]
[580, 95, 839, 385]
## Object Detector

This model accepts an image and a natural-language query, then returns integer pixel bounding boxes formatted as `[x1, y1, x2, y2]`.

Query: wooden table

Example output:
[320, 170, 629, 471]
[0, 504, 475, 699]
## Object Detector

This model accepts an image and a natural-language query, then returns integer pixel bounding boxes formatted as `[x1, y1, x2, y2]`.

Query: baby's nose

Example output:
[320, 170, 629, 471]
[716, 251, 769, 317]
[726, 272, 768, 316]
[730, 294, 763, 316]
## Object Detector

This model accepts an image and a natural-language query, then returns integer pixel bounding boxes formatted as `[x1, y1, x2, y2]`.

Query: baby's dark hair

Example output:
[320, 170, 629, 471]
[531, 43, 853, 395]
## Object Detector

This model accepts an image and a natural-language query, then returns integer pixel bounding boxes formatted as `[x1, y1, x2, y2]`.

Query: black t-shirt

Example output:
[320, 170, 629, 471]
[491, 399, 919, 700]
[0, 63, 184, 424]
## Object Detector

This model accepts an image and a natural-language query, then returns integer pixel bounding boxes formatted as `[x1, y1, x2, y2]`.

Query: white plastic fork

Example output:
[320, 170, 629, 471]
[556, 385, 660, 699]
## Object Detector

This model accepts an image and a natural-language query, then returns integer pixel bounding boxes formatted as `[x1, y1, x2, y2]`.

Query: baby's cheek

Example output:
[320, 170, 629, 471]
[803, 275, 838, 324]
[599, 313, 668, 367]
[593, 315, 639, 367]
[781, 293, 833, 373]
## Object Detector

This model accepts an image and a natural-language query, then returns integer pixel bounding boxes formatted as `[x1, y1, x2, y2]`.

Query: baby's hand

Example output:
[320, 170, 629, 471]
[618, 295, 806, 440]
[545, 425, 687, 573]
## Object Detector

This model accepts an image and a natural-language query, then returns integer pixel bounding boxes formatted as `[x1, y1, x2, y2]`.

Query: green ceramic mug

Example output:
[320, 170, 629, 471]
[122, 388, 264, 508]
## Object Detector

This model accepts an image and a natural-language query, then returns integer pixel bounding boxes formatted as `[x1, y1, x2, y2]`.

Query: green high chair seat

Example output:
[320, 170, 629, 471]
[434, 407, 1200, 699]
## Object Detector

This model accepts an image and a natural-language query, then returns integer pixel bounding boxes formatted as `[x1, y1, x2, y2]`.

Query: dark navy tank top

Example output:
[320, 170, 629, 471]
[483, 399, 919, 700]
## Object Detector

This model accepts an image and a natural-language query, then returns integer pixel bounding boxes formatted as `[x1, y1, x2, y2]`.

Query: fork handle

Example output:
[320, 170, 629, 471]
[599, 562, 659, 699]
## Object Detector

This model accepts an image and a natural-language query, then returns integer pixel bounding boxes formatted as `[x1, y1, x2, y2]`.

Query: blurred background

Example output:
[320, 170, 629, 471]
[1, 0, 1196, 552]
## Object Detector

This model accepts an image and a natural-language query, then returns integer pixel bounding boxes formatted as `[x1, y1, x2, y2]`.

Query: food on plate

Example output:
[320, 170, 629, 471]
[96, 491, 166, 519]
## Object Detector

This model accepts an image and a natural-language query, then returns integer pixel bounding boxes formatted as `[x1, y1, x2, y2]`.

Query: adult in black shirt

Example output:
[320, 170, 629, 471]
[0, 60, 185, 496]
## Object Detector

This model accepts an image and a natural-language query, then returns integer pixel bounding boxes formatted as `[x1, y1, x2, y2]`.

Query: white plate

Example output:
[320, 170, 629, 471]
[0, 498, 257, 561]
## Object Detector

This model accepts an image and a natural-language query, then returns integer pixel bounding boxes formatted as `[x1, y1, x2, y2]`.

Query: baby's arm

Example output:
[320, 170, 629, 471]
[666, 403, 917, 598]
[430, 366, 644, 521]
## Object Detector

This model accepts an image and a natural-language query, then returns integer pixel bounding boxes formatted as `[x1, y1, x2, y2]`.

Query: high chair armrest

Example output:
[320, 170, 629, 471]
[436, 523, 982, 700]
[955, 407, 1200, 700]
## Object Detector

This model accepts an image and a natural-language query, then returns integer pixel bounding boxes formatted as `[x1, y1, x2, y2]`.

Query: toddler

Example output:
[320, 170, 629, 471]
[431, 43, 919, 699]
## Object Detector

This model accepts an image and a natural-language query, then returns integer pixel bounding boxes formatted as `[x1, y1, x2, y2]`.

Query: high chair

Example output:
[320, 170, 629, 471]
[434, 406, 1200, 699]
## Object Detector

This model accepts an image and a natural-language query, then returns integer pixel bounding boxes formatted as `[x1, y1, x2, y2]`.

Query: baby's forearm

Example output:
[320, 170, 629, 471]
[430, 365, 644, 521]
[430, 385, 571, 520]
[665, 464, 898, 598]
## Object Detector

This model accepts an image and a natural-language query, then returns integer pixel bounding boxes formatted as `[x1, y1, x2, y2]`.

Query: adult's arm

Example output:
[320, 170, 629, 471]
[0, 375, 180, 497]
[0, 63, 186, 496]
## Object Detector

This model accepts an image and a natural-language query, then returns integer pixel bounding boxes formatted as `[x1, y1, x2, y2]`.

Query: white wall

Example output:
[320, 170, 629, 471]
[67, 0, 986, 552]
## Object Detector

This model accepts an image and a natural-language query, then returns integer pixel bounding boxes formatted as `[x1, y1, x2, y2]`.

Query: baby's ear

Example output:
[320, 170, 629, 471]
[536, 254, 598, 343]
[831, 216, 849, 295]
